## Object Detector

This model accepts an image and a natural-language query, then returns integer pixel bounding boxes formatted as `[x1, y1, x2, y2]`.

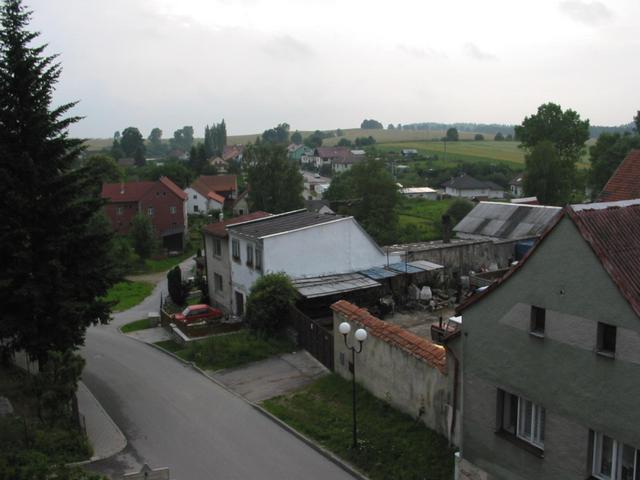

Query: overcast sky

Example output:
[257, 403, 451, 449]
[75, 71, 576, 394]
[28, 0, 640, 138]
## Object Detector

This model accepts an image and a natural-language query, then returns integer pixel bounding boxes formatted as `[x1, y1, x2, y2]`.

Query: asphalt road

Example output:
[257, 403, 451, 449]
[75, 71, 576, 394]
[82, 260, 354, 480]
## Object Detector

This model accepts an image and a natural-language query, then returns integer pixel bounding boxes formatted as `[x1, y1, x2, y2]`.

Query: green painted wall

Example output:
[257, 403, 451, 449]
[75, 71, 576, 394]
[460, 216, 640, 479]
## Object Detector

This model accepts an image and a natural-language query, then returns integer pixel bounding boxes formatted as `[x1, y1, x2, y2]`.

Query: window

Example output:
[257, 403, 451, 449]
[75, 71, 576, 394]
[214, 273, 223, 292]
[598, 323, 617, 356]
[170, 206, 176, 214]
[246, 244, 254, 267]
[530, 306, 546, 337]
[193, 194, 197, 199]
[238, 209, 244, 215]
[497, 390, 545, 451]
[592, 432, 638, 480]
[232, 239, 240, 261]
[194, 205, 199, 213]
[255, 248, 262, 271]
[147, 207, 154, 216]
[116, 207, 123, 216]
[212, 238, 222, 257]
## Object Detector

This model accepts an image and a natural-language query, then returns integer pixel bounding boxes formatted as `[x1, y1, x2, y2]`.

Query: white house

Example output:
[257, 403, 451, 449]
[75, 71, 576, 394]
[509, 174, 524, 197]
[441, 173, 505, 199]
[225, 209, 401, 316]
[302, 171, 331, 200]
[400, 187, 438, 200]
[184, 175, 238, 214]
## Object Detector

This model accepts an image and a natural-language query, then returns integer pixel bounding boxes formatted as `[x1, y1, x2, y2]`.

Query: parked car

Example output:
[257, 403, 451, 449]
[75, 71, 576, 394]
[172, 304, 223, 325]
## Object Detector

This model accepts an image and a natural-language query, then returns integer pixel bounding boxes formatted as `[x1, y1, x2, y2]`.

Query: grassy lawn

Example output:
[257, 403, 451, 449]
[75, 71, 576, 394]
[140, 248, 196, 274]
[121, 318, 155, 333]
[397, 198, 455, 243]
[104, 280, 154, 312]
[154, 330, 294, 371]
[263, 374, 455, 480]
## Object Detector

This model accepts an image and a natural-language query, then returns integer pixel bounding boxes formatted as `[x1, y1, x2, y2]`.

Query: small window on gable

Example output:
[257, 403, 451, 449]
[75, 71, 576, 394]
[530, 306, 546, 337]
[147, 207, 154, 216]
[597, 322, 617, 357]
[170, 206, 176, 214]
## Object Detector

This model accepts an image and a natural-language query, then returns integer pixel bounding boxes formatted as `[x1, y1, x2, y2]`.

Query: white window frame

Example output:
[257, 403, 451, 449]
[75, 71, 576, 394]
[212, 238, 222, 257]
[246, 244, 254, 267]
[214, 273, 223, 292]
[231, 238, 240, 260]
[592, 432, 639, 480]
[116, 206, 123, 216]
[516, 396, 545, 449]
[169, 206, 176, 214]
[255, 248, 262, 271]
[147, 207, 154, 216]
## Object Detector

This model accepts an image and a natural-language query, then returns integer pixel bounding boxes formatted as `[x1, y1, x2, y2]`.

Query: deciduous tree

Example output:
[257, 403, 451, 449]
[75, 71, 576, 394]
[588, 132, 640, 196]
[130, 213, 157, 260]
[262, 123, 290, 144]
[120, 127, 145, 159]
[291, 130, 302, 144]
[245, 143, 304, 213]
[523, 140, 573, 205]
[245, 273, 297, 335]
[0, 0, 117, 363]
[446, 127, 459, 141]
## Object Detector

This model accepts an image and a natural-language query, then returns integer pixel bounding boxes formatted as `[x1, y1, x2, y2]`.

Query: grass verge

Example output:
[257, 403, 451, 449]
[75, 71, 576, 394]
[121, 318, 154, 333]
[154, 330, 294, 371]
[263, 374, 455, 480]
[396, 198, 455, 243]
[104, 280, 154, 312]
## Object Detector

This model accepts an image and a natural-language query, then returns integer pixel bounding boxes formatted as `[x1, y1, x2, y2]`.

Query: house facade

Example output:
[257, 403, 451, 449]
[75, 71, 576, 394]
[202, 211, 272, 313]
[456, 199, 640, 480]
[225, 210, 396, 316]
[400, 187, 438, 200]
[185, 175, 238, 214]
[442, 174, 505, 199]
[101, 176, 188, 250]
[510, 174, 524, 197]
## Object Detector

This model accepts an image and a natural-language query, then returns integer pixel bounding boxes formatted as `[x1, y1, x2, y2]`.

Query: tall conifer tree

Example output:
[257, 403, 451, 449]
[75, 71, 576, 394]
[0, 0, 117, 363]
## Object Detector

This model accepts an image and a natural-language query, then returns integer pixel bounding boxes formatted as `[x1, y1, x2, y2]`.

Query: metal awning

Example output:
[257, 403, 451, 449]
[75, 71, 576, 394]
[359, 266, 400, 280]
[407, 260, 444, 271]
[386, 262, 427, 274]
[293, 273, 381, 298]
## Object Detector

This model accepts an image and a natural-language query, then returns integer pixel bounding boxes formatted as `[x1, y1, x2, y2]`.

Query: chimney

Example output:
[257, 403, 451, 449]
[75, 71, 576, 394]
[442, 214, 452, 243]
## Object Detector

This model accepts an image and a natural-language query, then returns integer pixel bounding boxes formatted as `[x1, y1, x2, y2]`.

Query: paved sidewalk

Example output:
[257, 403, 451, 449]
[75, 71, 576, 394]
[124, 326, 172, 343]
[211, 351, 329, 402]
[77, 381, 127, 461]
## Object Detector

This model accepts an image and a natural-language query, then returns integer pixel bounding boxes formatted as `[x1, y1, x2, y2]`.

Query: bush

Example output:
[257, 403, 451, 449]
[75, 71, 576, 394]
[245, 273, 297, 335]
[445, 199, 474, 225]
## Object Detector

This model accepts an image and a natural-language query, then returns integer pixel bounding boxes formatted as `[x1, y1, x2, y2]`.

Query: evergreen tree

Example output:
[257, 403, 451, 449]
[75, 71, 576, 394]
[0, 0, 117, 363]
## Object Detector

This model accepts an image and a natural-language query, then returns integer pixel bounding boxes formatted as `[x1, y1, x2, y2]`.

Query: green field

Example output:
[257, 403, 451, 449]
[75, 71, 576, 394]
[380, 140, 524, 165]
[396, 198, 455, 243]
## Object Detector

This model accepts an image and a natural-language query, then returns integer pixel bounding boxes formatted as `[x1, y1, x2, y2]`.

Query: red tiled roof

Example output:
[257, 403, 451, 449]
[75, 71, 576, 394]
[568, 203, 640, 317]
[331, 300, 447, 373]
[159, 176, 187, 200]
[101, 181, 155, 202]
[202, 211, 272, 238]
[599, 150, 640, 202]
[458, 201, 640, 319]
[190, 175, 238, 197]
[207, 191, 225, 204]
[222, 145, 243, 161]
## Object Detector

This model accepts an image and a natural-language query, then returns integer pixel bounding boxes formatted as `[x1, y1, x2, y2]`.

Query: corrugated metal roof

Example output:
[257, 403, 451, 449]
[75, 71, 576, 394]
[454, 202, 561, 240]
[359, 266, 400, 280]
[293, 273, 381, 298]
[228, 210, 348, 239]
[386, 262, 426, 274]
[408, 260, 444, 271]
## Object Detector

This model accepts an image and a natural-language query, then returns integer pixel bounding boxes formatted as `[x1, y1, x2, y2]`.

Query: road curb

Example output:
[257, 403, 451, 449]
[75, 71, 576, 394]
[149, 341, 369, 480]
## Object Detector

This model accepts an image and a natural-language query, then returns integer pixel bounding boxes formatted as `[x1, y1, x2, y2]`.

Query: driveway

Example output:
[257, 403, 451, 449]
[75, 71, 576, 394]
[82, 257, 354, 480]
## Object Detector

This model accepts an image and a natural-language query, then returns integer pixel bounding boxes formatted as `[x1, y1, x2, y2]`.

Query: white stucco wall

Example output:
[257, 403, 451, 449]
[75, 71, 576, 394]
[445, 187, 504, 199]
[204, 234, 233, 312]
[262, 218, 399, 278]
[185, 187, 208, 214]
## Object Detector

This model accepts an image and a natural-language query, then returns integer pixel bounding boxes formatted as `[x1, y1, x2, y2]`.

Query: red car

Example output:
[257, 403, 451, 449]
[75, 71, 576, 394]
[172, 304, 223, 325]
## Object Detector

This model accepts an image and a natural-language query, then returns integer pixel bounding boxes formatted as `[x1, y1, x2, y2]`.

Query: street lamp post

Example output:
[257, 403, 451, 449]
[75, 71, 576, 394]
[338, 321, 368, 449]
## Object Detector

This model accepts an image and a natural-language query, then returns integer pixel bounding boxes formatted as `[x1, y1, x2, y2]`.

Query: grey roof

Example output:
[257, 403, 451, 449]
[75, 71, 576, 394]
[227, 209, 347, 239]
[386, 262, 428, 274]
[359, 266, 400, 280]
[442, 174, 504, 191]
[454, 201, 562, 240]
[408, 260, 444, 271]
[292, 273, 381, 298]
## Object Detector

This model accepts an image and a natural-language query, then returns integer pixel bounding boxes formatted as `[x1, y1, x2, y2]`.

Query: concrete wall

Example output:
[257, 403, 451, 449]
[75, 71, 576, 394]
[403, 238, 524, 278]
[459, 216, 640, 479]
[332, 310, 457, 442]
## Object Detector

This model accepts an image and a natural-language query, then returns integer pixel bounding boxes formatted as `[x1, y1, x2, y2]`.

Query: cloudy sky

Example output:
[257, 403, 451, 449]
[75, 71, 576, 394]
[28, 0, 640, 138]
